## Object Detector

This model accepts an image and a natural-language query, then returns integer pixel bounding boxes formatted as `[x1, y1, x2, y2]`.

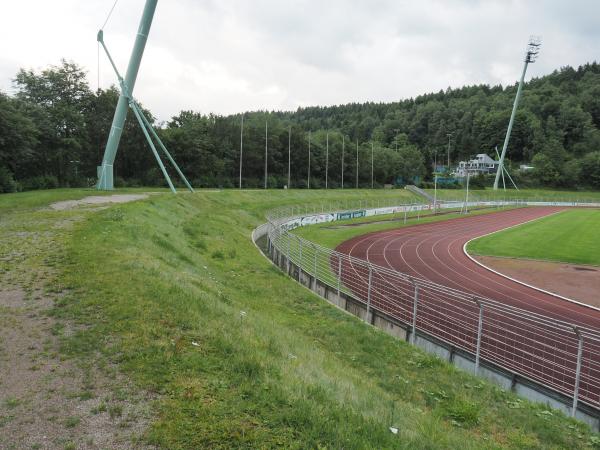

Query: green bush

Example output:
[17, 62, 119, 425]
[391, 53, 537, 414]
[0, 167, 18, 193]
[20, 175, 59, 191]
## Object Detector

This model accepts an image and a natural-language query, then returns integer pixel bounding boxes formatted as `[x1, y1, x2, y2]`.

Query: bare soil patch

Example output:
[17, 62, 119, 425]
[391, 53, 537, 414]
[475, 255, 600, 308]
[49, 194, 149, 211]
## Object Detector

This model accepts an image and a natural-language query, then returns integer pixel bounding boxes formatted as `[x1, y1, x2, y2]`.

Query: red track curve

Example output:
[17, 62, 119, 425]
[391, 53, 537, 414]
[336, 207, 600, 329]
[334, 207, 600, 406]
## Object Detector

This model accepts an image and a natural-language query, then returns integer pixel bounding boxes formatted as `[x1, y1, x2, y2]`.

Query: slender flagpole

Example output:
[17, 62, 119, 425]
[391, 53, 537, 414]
[434, 151, 438, 214]
[239, 115, 243, 189]
[307, 131, 311, 189]
[356, 139, 359, 189]
[341, 135, 345, 189]
[288, 125, 291, 189]
[325, 131, 329, 189]
[371, 142, 374, 188]
[264, 120, 268, 189]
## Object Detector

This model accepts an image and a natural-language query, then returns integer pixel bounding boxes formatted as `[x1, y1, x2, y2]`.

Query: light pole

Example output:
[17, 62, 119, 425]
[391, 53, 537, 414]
[341, 134, 345, 189]
[356, 139, 359, 189]
[325, 131, 329, 189]
[464, 169, 471, 214]
[433, 150, 438, 214]
[239, 115, 243, 189]
[446, 132, 453, 169]
[307, 131, 311, 189]
[264, 120, 268, 189]
[394, 128, 400, 151]
[371, 142, 374, 189]
[288, 125, 291, 189]
[494, 36, 541, 190]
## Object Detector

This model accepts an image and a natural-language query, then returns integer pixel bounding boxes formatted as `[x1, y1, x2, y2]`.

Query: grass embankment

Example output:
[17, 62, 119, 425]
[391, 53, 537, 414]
[468, 208, 600, 266]
[2, 188, 599, 449]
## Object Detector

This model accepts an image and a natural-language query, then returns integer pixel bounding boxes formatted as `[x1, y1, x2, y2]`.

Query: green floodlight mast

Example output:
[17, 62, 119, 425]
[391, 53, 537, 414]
[493, 36, 541, 190]
[96, 0, 193, 193]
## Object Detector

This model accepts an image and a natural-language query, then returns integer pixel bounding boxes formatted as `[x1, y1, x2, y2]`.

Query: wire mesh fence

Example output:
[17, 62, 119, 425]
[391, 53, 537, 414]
[265, 198, 600, 414]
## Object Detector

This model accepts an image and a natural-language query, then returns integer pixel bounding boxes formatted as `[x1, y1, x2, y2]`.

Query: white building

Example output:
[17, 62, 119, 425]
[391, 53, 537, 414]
[454, 153, 499, 178]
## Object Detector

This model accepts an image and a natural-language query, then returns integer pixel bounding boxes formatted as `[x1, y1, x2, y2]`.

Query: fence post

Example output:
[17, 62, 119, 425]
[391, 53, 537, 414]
[313, 245, 319, 290]
[337, 255, 343, 296]
[474, 298, 484, 373]
[572, 327, 584, 417]
[286, 232, 291, 274]
[404, 205, 408, 224]
[366, 264, 373, 323]
[411, 281, 419, 344]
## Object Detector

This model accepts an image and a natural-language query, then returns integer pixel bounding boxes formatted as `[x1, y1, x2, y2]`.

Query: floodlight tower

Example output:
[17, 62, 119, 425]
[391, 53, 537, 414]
[97, 0, 158, 190]
[493, 36, 541, 190]
[96, 0, 193, 193]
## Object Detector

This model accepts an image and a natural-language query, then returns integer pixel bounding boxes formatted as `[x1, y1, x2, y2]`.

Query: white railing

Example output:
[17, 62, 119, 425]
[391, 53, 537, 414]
[265, 198, 600, 415]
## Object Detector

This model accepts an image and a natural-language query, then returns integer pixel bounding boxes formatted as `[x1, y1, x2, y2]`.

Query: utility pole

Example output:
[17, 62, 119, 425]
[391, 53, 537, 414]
[494, 36, 541, 190]
[356, 139, 359, 189]
[341, 134, 345, 189]
[264, 120, 268, 189]
[307, 131, 311, 189]
[288, 125, 291, 189]
[325, 131, 329, 189]
[97, 0, 158, 190]
[371, 142, 374, 188]
[239, 114, 243, 189]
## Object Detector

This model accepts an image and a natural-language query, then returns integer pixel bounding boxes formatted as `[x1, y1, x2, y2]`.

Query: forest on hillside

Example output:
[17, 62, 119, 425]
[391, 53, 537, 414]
[1, 60, 600, 192]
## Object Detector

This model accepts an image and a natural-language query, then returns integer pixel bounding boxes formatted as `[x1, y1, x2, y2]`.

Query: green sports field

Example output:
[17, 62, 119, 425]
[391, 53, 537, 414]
[468, 208, 600, 266]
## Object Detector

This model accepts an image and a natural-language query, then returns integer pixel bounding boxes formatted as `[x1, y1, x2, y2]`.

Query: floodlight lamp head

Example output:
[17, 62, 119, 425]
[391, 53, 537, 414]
[525, 35, 542, 63]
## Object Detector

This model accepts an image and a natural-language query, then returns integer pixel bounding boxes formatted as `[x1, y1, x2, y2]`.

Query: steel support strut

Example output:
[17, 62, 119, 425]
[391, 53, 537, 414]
[98, 0, 157, 190]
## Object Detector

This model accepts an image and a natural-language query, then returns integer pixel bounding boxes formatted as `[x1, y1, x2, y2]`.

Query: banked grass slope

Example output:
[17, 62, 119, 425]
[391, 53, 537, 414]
[2, 188, 600, 449]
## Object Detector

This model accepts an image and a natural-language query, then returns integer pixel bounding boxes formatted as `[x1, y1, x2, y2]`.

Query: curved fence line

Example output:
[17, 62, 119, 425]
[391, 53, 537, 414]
[264, 198, 600, 418]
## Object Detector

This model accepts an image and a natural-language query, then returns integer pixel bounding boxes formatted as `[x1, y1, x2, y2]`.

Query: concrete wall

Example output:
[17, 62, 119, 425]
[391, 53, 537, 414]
[260, 235, 600, 431]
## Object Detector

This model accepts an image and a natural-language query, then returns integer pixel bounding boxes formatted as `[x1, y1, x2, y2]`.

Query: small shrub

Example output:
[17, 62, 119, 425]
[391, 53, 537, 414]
[21, 175, 59, 191]
[0, 167, 17, 193]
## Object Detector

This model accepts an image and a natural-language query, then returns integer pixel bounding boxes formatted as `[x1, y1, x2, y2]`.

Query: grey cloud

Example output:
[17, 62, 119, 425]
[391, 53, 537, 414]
[0, 0, 598, 120]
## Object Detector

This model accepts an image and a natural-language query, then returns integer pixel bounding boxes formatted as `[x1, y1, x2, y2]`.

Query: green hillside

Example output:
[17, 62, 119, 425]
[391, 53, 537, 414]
[2, 61, 600, 191]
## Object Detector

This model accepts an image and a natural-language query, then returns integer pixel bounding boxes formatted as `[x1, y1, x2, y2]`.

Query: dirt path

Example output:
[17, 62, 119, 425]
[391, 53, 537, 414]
[0, 196, 154, 449]
[475, 255, 600, 308]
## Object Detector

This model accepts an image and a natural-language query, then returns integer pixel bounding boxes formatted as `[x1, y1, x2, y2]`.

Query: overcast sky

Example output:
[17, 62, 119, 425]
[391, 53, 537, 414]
[1, 0, 598, 121]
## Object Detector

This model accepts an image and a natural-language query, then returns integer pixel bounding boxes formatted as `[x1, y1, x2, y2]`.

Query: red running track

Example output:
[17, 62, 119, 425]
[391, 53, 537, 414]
[334, 207, 600, 405]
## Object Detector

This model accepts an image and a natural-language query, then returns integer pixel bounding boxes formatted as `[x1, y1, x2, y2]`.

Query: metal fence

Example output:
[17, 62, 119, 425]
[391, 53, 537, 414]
[265, 198, 600, 416]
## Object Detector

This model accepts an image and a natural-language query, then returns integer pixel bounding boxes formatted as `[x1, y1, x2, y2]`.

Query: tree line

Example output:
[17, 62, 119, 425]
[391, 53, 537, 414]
[1, 59, 600, 192]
